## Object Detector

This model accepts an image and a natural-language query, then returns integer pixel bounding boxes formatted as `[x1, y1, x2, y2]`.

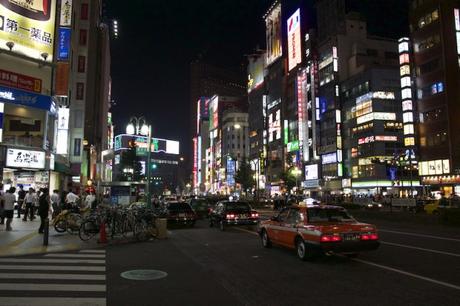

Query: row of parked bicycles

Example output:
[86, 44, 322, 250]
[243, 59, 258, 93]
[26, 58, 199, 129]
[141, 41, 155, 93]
[52, 204, 162, 242]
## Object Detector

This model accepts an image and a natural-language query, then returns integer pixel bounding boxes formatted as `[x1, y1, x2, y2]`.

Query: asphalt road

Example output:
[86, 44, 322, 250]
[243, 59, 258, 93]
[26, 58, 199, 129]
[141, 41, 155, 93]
[106, 218, 460, 306]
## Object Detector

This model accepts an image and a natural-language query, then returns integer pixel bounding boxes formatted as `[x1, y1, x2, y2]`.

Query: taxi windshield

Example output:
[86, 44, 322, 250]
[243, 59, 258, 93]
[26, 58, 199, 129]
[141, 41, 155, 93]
[307, 208, 354, 223]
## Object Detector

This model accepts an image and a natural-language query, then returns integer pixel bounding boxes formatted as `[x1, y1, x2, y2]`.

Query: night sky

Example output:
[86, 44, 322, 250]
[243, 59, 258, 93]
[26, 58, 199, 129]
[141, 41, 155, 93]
[107, 0, 408, 159]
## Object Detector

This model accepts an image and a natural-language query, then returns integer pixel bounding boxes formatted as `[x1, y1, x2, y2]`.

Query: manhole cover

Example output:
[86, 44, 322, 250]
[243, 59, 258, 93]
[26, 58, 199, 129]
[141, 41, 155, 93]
[120, 269, 168, 281]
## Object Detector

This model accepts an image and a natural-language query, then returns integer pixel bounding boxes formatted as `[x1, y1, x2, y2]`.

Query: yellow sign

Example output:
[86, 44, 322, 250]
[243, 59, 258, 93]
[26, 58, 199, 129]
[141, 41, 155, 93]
[0, 0, 56, 61]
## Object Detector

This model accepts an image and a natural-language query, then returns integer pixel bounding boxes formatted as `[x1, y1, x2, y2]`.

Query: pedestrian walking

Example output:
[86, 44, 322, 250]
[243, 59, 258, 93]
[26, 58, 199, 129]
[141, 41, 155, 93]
[23, 188, 37, 221]
[38, 188, 50, 234]
[50, 190, 60, 219]
[17, 185, 26, 219]
[0, 184, 4, 225]
[3, 187, 16, 231]
[85, 191, 96, 209]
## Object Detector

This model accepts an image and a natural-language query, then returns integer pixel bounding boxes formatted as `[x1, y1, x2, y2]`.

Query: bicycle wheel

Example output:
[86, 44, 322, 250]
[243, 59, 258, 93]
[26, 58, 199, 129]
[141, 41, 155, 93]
[79, 220, 99, 241]
[134, 220, 148, 241]
[54, 219, 67, 233]
[67, 214, 83, 234]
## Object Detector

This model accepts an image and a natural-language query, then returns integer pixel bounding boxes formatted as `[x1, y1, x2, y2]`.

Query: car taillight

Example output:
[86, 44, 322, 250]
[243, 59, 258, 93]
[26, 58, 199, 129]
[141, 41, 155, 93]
[251, 212, 259, 218]
[320, 235, 342, 242]
[226, 214, 235, 219]
[361, 233, 379, 241]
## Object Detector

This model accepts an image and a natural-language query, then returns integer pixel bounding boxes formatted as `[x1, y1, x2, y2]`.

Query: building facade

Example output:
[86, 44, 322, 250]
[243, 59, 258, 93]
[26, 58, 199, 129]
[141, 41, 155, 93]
[409, 0, 460, 195]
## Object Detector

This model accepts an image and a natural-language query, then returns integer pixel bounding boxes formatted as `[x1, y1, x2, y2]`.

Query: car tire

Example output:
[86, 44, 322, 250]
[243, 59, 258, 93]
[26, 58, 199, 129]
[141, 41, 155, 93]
[219, 220, 225, 231]
[296, 238, 313, 261]
[209, 219, 214, 227]
[433, 210, 439, 215]
[261, 229, 272, 248]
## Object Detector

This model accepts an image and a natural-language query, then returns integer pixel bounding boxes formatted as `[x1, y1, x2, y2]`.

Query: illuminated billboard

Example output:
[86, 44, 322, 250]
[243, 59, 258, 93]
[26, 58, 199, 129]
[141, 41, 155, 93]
[305, 164, 318, 180]
[287, 9, 302, 71]
[60, 0, 72, 26]
[209, 96, 219, 130]
[265, 2, 282, 65]
[247, 55, 264, 93]
[6, 148, 45, 169]
[0, 0, 57, 61]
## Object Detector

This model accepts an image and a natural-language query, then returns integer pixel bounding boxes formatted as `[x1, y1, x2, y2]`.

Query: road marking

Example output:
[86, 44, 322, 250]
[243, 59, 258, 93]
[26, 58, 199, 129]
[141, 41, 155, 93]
[44, 253, 105, 258]
[0, 265, 105, 271]
[0, 297, 106, 306]
[353, 258, 460, 291]
[3, 232, 38, 248]
[0, 273, 105, 280]
[0, 283, 106, 292]
[79, 249, 106, 254]
[380, 229, 460, 242]
[381, 241, 460, 257]
[0, 258, 105, 264]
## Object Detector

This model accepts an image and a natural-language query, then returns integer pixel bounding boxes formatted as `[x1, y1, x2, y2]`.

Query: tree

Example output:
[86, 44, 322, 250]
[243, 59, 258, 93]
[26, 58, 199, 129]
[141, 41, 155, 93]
[117, 142, 143, 181]
[281, 169, 297, 192]
[234, 159, 255, 192]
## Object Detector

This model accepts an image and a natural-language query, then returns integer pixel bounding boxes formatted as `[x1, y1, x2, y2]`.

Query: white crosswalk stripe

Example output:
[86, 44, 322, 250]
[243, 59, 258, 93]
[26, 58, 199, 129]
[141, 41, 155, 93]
[0, 250, 106, 306]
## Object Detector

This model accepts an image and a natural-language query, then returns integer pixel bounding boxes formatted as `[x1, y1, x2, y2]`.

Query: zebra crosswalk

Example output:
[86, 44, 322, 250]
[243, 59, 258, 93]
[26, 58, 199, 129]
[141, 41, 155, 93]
[0, 249, 107, 306]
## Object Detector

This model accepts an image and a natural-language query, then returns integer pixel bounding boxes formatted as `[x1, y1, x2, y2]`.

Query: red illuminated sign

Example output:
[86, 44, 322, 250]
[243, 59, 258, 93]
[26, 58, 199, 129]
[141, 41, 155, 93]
[0, 69, 42, 93]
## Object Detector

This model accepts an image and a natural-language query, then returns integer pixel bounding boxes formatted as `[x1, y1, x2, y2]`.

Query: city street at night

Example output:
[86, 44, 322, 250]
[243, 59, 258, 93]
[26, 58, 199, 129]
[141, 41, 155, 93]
[2, 0, 460, 305]
[1, 214, 459, 306]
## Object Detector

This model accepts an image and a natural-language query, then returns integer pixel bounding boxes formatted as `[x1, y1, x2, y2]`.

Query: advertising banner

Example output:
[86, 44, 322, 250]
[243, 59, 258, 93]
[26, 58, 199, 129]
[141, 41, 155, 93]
[60, 0, 72, 26]
[287, 9, 302, 71]
[265, 3, 282, 66]
[55, 62, 69, 95]
[0, 69, 42, 93]
[57, 27, 71, 60]
[0, 0, 57, 61]
[247, 55, 264, 93]
[6, 148, 46, 169]
[0, 85, 51, 110]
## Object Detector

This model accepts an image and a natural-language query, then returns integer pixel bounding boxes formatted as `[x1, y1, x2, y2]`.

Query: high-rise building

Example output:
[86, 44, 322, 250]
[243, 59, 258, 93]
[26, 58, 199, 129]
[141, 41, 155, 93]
[189, 61, 246, 183]
[408, 0, 460, 195]
[66, 0, 112, 187]
[0, 0, 60, 191]
[315, 11, 404, 192]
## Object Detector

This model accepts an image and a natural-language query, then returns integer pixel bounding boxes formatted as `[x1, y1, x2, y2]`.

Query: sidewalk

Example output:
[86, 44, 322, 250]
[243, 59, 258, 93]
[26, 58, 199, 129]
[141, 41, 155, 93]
[0, 216, 99, 257]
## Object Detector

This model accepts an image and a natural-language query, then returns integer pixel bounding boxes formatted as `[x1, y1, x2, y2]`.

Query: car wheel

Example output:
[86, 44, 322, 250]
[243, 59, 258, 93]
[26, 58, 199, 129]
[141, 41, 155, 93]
[261, 229, 272, 248]
[433, 210, 439, 215]
[296, 238, 312, 261]
[209, 219, 214, 227]
[219, 220, 225, 231]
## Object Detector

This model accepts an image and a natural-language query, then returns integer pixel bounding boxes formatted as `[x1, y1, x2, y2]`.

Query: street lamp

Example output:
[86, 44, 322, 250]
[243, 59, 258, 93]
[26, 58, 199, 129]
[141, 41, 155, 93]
[126, 116, 152, 208]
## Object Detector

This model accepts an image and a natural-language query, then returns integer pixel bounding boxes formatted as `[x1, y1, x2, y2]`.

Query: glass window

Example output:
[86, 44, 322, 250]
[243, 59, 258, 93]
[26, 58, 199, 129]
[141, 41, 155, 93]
[81, 3, 89, 20]
[79, 29, 87, 45]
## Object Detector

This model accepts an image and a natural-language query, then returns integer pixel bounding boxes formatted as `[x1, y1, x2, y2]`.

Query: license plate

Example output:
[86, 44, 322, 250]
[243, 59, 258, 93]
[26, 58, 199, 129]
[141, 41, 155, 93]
[343, 233, 360, 241]
[179, 213, 185, 217]
[239, 214, 247, 218]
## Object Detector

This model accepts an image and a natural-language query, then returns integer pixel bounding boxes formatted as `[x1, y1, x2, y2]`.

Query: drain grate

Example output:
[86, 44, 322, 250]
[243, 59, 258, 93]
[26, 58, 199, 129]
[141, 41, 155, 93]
[120, 269, 168, 281]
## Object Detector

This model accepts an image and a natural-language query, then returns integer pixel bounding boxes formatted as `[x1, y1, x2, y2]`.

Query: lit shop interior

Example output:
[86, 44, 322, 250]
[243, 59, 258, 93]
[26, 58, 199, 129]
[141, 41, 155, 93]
[1, 102, 59, 193]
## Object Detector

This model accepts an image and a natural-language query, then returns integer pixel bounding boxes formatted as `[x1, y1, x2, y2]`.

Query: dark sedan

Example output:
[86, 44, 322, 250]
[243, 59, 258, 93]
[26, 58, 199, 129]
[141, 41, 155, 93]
[166, 202, 197, 227]
[209, 201, 259, 231]
[188, 198, 211, 219]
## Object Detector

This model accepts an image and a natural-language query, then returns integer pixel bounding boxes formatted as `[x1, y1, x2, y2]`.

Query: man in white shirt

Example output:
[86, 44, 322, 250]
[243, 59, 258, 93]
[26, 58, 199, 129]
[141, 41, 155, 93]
[3, 187, 16, 231]
[23, 188, 37, 221]
[50, 190, 60, 218]
[65, 190, 79, 208]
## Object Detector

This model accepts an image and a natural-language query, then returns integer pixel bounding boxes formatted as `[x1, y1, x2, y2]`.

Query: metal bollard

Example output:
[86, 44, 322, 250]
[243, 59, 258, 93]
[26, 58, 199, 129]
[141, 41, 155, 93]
[43, 218, 49, 246]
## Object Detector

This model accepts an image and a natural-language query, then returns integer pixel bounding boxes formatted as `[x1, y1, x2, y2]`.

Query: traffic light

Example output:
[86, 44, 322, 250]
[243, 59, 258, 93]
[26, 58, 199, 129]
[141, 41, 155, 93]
[151, 163, 157, 169]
